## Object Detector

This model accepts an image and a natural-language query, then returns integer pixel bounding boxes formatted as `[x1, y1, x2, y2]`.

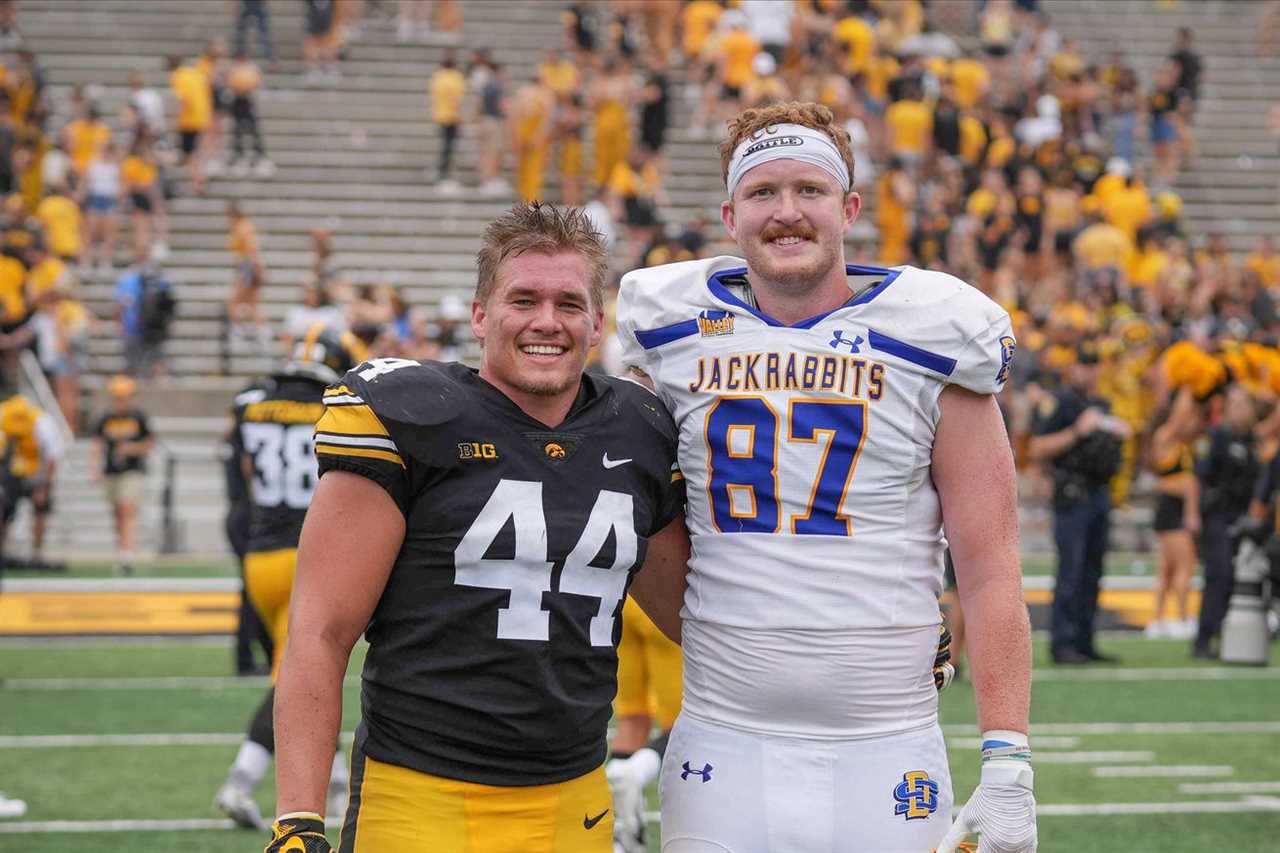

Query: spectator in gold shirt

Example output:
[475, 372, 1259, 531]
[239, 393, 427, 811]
[429, 52, 466, 190]
[1246, 236, 1280, 288]
[34, 185, 81, 263]
[167, 54, 212, 195]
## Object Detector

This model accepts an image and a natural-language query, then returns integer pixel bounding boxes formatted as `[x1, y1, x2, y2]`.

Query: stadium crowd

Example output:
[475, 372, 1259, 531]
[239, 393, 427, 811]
[0, 0, 1271, 677]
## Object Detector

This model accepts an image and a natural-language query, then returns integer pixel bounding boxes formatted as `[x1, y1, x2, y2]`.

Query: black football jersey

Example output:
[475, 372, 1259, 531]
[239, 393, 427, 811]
[314, 359, 684, 786]
[233, 373, 328, 553]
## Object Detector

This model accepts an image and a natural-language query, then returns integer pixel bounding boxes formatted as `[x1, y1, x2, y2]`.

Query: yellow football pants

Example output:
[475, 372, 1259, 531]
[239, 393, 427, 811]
[244, 547, 298, 681]
[615, 596, 683, 729]
[341, 752, 613, 853]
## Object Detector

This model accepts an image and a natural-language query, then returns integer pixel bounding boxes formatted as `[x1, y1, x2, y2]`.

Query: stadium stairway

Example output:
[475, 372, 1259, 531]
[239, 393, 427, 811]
[10, 0, 1275, 558]
[1043, 0, 1280, 251]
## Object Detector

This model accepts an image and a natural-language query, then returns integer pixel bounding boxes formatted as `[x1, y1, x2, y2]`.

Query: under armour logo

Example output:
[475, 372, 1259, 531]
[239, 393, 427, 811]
[829, 330, 863, 353]
[681, 761, 713, 782]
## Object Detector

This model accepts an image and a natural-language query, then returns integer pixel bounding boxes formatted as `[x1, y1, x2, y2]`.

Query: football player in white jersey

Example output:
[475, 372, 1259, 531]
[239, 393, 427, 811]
[615, 102, 1035, 853]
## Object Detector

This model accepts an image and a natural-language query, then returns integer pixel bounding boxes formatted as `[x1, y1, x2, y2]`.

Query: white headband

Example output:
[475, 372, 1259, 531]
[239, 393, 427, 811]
[725, 123, 851, 197]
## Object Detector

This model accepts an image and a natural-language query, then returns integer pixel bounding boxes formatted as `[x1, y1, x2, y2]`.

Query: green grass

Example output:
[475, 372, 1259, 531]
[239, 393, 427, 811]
[2, 557, 239, 580]
[1, 636, 1277, 853]
[1020, 551, 1155, 578]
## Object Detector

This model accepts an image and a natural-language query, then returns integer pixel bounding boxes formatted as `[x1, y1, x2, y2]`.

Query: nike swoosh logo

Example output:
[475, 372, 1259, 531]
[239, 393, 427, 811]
[602, 453, 633, 469]
[583, 808, 609, 829]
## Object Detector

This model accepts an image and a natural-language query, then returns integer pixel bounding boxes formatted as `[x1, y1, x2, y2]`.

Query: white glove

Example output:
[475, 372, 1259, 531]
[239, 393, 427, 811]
[938, 736, 1037, 853]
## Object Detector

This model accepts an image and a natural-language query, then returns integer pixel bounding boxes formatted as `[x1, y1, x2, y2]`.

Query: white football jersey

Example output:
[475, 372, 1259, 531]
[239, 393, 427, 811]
[617, 256, 1015, 737]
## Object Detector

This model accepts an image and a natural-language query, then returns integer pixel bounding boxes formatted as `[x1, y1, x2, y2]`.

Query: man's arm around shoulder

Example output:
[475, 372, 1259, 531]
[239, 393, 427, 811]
[627, 515, 690, 644]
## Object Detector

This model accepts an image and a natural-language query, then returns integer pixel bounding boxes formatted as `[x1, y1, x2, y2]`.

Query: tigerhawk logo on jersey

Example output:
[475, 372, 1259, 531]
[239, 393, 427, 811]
[458, 442, 498, 460]
[697, 310, 735, 338]
[893, 770, 939, 820]
[522, 431, 583, 463]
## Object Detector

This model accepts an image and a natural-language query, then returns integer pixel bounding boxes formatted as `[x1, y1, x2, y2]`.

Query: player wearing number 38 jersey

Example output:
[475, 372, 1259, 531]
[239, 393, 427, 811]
[616, 103, 1035, 853]
[215, 323, 369, 832]
[267, 204, 690, 853]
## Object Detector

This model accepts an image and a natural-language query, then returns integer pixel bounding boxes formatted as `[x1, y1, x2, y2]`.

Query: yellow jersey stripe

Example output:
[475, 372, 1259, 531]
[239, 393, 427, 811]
[314, 443, 406, 468]
[314, 403, 392, 441]
[671, 471, 684, 483]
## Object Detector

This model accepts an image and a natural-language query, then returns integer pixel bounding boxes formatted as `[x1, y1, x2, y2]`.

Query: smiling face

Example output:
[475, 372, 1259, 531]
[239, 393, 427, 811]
[721, 158, 860, 299]
[472, 250, 602, 420]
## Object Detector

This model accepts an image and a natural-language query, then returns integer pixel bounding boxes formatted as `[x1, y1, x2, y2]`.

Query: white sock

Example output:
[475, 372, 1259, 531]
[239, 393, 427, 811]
[228, 739, 272, 790]
[329, 751, 349, 787]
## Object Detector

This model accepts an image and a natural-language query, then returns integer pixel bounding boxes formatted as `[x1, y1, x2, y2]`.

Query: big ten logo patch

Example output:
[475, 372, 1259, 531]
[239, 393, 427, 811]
[893, 770, 939, 820]
[458, 442, 498, 461]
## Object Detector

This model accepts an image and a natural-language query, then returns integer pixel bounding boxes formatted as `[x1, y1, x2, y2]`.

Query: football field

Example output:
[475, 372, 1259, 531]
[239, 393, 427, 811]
[1, 634, 1277, 853]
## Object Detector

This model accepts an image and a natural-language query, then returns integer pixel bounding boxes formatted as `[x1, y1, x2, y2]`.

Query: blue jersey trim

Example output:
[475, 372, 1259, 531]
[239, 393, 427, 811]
[868, 329, 957, 376]
[707, 264, 901, 329]
[634, 319, 700, 349]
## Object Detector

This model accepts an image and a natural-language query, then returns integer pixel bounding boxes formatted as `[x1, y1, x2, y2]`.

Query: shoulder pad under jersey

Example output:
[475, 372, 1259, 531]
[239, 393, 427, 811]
[596, 374, 679, 446]
[616, 255, 747, 370]
[863, 266, 1015, 395]
[335, 359, 472, 427]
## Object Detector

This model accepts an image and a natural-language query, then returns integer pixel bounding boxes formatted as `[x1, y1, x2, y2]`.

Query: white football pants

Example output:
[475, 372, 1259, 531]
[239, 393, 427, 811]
[659, 714, 953, 853]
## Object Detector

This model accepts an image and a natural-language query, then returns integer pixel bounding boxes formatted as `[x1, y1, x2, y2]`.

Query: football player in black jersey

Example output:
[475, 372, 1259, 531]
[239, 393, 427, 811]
[215, 323, 368, 831]
[267, 203, 690, 853]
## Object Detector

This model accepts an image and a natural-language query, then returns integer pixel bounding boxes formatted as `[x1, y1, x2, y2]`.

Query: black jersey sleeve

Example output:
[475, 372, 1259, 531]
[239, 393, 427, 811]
[313, 366, 414, 513]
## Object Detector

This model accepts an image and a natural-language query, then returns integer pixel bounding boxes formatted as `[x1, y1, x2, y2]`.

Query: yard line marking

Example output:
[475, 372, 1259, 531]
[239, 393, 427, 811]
[9, 803, 1280, 835]
[950, 736, 1081, 749]
[1093, 765, 1234, 778]
[0, 816, 348, 834]
[944, 722, 1280, 736]
[6, 675, 361, 690]
[1179, 782, 1280, 794]
[0, 819, 238, 834]
[8, 665, 1272, 692]
[2, 578, 242, 593]
[0, 636, 234, 648]
[0, 732, 359, 748]
[1036, 800, 1280, 815]
[1031, 667, 1280, 682]
[1026, 751, 1155, 764]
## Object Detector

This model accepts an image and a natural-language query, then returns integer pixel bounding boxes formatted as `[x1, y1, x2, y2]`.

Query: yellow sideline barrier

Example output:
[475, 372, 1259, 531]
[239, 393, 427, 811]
[0, 588, 1202, 636]
[0, 590, 240, 635]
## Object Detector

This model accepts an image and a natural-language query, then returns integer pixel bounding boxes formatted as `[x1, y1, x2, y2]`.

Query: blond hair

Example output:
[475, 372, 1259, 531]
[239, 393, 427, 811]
[719, 102, 856, 192]
[475, 202, 609, 311]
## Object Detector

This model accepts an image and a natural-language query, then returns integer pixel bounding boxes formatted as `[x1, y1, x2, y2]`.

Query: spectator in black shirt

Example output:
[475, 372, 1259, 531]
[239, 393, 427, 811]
[1170, 27, 1202, 105]
[1194, 385, 1260, 657]
[89, 375, 154, 575]
[640, 58, 669, 155]
[1148, 59, 1184, 185]
[932, 86, 961, 160]
[221, 425, 273, 674]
